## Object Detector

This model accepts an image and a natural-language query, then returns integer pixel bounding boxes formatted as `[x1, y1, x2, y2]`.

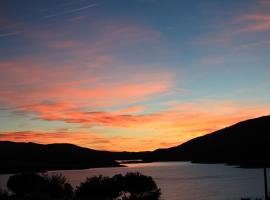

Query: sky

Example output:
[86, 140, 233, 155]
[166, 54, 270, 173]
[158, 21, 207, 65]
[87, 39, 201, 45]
[0, 0, 270, 151]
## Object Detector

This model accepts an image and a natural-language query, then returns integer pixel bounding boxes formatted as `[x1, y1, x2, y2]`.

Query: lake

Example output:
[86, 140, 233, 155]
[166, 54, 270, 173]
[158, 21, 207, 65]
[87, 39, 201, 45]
[0, 162, 267, 200]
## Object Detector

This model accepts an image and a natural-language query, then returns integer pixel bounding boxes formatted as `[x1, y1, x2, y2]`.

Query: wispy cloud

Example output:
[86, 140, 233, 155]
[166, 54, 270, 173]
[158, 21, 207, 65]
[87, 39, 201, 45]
[43, 4, 97, 19]
[0, 55, 172, 108]
[234, 14, 270, 33]
[0, 30, 24, 37]
[0, 2, 97, 38]
[47, 40, 79, 48]
[1, 99, 270, 151]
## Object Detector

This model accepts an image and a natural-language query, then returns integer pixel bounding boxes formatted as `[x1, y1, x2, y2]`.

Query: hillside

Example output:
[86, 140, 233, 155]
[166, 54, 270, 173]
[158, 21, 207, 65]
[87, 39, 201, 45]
[0, 141, 121, 174]
[1, 115, 270, 173]
[149, 115, 270, 167]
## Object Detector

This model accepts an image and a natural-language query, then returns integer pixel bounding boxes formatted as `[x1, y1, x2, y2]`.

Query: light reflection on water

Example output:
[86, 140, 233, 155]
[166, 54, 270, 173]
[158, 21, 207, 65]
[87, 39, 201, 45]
[0, 162, 267, 200]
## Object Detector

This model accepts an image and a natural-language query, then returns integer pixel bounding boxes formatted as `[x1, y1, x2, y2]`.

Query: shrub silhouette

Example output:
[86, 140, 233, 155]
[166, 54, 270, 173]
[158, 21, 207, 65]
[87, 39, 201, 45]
[7, 173, 47, 197]
[7, 173, 73, 200]
[75, 172, 161, 200]
[75, 175, 121, 200]
[3, 172, 160, 200]
[44, 174, 73, 199]
[0, 188, 9, 200]
[123, 172, 161, 200]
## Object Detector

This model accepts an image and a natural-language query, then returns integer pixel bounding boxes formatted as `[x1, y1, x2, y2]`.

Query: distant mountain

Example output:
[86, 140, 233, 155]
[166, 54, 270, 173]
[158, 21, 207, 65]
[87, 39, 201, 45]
[1, 115, 270, 173]
[148, 115, 270, 167]
[0, 141, 121, 174]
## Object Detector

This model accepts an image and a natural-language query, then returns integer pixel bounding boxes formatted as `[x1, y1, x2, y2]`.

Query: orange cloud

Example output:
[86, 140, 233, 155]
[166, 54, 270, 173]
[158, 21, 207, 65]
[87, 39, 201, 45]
[11, 99, 270, 150]
[0, 131, 162, 151]
[0, 55, 172, 108]
[116, 106, 147, 114]
[1, 100, 270, 151]
[0, 131, 110, 149]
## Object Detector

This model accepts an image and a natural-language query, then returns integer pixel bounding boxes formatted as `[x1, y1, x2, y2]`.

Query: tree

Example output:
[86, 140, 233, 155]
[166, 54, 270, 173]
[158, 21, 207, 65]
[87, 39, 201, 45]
[123, 172, 161, 200]
[5, 172, 161, 200]
[75, 175, 121, 200]
[75, 172, 161, 200]
[7, 173, 73, 200]
[0, 188, 9, 200]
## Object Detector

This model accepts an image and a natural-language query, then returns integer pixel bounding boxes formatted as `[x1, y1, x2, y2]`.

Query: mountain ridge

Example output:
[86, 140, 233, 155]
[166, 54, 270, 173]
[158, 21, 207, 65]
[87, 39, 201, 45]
[1, 115, 270, 173]
[149, 115, 270, 167]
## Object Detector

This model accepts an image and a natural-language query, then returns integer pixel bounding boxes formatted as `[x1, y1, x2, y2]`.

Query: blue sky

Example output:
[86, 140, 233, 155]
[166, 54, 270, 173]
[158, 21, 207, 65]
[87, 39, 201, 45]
[0, 0, 270, 151]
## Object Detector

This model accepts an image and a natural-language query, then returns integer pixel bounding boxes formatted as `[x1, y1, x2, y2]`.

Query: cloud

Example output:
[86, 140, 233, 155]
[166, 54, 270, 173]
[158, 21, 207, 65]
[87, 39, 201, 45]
[0, 16, 24, 38]
[259, 0, 270, 5]
[1, 99, 270, 151]
[0, 131, 162, 151]
[196, 1, 270, 44]
[16, 100, 270, 136]
[0, 131, 110, 148]
[0, 54, 172, 109]
[0, 30, 24, 37]
[116, 106, 148, 114]
[42, 4, 97, 19]
[195, 1, 270, 65]
[234, 14, 270, 33]
[47, 40, 79, 49]
[0, 17, 171, 148]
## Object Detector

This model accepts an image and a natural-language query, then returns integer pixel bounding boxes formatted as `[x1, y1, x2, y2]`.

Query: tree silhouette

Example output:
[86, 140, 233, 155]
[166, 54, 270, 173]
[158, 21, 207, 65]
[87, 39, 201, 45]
[75, 175, 121, 200]
[0, 188, 9, 200]
[44, 173, 74, 199]
[7, 173, 73, 200]
[7, 173, 47, 198]
[75, 172, 161, 200]
[123, 172, 161, 200]
[3, 172, 160, 200]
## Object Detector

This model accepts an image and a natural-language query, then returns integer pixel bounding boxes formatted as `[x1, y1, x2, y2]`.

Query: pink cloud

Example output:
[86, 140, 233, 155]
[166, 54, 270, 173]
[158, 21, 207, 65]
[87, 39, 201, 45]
[17, 99, 270, 135]
[0, 54, 172, 110]
[0, 131, 162, 151]
[116, 106, 147, 114]
[196, 1, 270, 46]
[1, 99, 270, 151]
[229, 8, 270, 33]
[47, 40, 79, 49]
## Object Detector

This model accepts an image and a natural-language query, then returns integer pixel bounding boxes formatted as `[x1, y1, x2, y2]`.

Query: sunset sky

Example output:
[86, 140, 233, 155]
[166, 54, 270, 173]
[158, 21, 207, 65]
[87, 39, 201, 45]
[1, 0, 270, 151]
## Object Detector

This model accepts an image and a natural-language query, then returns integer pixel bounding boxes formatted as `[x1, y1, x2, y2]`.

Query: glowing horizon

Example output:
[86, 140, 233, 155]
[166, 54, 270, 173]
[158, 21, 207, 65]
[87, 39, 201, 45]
[1, 0, 270, 151]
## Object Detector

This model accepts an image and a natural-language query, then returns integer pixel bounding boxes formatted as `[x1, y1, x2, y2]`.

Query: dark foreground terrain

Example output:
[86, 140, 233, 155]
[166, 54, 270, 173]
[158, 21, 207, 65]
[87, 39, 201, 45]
[0, 172, 161, 200]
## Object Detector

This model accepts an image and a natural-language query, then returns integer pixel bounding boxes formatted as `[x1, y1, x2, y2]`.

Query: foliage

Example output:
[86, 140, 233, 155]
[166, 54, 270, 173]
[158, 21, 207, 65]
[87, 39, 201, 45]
[1, 172, 161, 200]
[0, 188, 9, 200]
[74, 172, 161, 200]
[6, 173, 73, 200]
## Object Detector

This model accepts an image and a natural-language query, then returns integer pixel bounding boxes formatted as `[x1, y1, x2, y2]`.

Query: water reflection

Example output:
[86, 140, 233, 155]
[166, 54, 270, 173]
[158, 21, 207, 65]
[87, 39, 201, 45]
[0, 162, 267, 200]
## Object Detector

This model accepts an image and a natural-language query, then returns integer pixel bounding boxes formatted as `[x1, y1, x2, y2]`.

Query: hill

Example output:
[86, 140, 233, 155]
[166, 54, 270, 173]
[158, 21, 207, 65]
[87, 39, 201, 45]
[149, 115, 270, 167]
[1, 115, 270, 173]
[0, 141, 121, 173]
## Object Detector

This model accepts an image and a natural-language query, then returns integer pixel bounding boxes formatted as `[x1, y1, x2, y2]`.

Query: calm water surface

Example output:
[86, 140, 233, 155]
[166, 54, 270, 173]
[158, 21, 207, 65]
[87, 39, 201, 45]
[0, 162, 267, 200]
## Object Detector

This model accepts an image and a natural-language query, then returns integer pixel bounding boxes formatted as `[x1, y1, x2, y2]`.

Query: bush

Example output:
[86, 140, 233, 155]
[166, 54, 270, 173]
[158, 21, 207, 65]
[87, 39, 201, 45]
[75, 175, 121, 200]
[0, 188, 9, 200]
[75, 172, 161, 200]
[7, 173, 47, 197]
[44, 174, 73, 199]
[7, 173, 73, 200]
[4, 172, 161, 200]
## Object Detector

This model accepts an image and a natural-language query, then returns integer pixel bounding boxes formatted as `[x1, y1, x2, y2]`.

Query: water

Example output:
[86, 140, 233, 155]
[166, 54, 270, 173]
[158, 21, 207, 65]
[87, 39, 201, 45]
[0, 162, 267, 200]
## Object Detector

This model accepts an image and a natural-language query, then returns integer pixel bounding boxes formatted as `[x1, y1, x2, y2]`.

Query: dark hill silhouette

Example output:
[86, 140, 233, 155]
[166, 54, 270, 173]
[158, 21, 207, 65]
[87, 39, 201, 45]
[1, 115, 270, 173]
[149, 115, 270, 167]
[0, 141, 121, 173]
